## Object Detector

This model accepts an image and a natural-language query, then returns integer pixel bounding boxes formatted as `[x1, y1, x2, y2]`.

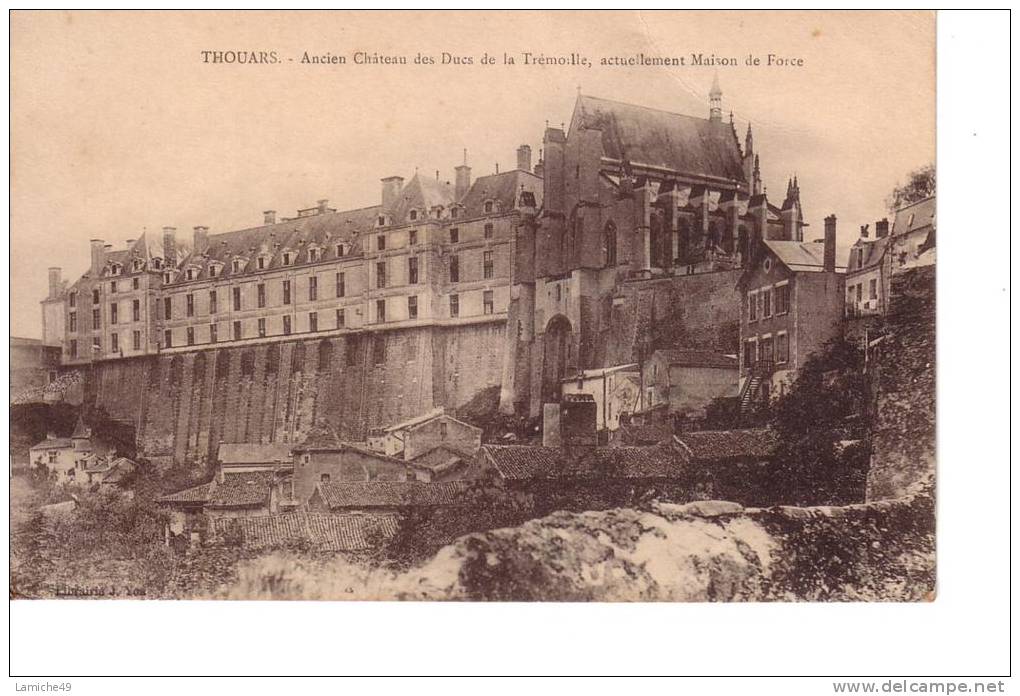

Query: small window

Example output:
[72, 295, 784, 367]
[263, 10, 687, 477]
[258, 318, 267, 337]
[483, 251, 493, 279]
[232, 259, 242, 273]
[748, 292, 758, 322]
[283, 316, 291, 335]
[377, 215, 386, 227]
[309, 247, 319, 262]
[450, 256, 460, 283]
[869, 278, 878, 300]
[163, 297, 172, 320]
[376, 262, 387, 289]
[92, 289, 100, 304]
[69, 292, 76, 309]
[283, 279, 291, 305]
[186, 268, 195, 281]
[377, 235, 386, 251]
[232, 321, 241, 341]
[309, 276, 318, 301]
[336, 308, 345, 328]
[257, 284, 266, 308]
[376, 299, 386, 323]
[440, 421, 448, 439]
[132, 277, 140, 290]
[335, 273, 345, 298]
[762, 289, 772, 318]
[408, 230, 417, 246]
[409, 210, 418, 221]
[92, 308, 100, 329]
[321, 473, 331, 483]
[69, 340, 78, 358]
[335, 244, 345, 258]
[408, 257, 419, 284]
[110, 302, 118, 324]
[209, 290, 218, 314]
[257, 256, 266, 270]
[111, 332, 119, 352]
[309, 312, 318, 332]
[69, 313, 77, 332]
[209, 324, 218, 344]
[483, 290, 494, 315]
[132, 299, 140, 322]
[449, 228, 459, 244]
[186, 327, 195, 346]
[186, 294, 195, 317]
[450, 294, 459, 317]
[132, 330, 141, 350]
[484, 223, 493, 239]
[164, 329, 172, 348]
[282, 252, 292, 266]
[232, 287, 241, 311]
[408, 295, 418, 319]
[209, 264, 219, 278]
[450, 208, 459, 219]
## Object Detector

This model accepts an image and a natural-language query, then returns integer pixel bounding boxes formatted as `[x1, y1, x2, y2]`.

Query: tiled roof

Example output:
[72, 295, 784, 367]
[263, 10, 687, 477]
[294, 423, 343, 451]
[315, 481, 470, 509]
[217, 442, 294, 465]
[482, 444, 683, 481]
[210, 512, 399, 551]
[382, 407, 446, 433]
[673, 429, 778, 461]
[207, 471, 275, 509]
[572, 95, 746, 183]
[618, 423, 673, 445]
[764, 240, 847, 273]
[156, 482, 213, 505]
[409, 444, 473, 474]
[101, 457, 137, 484]
[656, 349, 737, 369]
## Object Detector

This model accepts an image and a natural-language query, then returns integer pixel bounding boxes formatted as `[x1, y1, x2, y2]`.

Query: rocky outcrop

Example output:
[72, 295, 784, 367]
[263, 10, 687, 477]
[220, 481, 934, 601]
[867, 266, 936, 500]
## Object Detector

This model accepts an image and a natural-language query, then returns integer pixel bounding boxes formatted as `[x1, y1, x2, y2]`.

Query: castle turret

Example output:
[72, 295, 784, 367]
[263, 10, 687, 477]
[780, 176, 804, 241]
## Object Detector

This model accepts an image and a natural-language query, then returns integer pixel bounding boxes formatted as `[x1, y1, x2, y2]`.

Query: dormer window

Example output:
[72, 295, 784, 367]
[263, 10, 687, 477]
[409, 210, 418, 221]
[282, 252, 292, 266]
[484, 200, 495, 214]
[308, 247, 319, 262]
[232, 259, 242, 273]
[335, 244, 345, 258]
[152, 258, 163, 270]
[377, 215, 386, 227]
[133, 259, 143, 272]
[185, 268, 196, 281]
[257, 256, 267, 270]
[209, 263, 221, 278]
[110, 264, 122, 276]
[450, 207, 459, 219]
[163, 272, 173, 284]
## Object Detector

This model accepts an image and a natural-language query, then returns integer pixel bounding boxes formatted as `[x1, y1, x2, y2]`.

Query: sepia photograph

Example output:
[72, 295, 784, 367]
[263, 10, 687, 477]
[5, 7, 1010, 685]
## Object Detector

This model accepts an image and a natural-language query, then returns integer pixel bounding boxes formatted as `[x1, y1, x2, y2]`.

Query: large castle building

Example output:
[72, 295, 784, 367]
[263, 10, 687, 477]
[40, 81, 811, 463]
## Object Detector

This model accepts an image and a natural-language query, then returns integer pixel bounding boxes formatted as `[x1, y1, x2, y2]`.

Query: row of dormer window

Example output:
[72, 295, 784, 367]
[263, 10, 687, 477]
[379, 200, 501, 228]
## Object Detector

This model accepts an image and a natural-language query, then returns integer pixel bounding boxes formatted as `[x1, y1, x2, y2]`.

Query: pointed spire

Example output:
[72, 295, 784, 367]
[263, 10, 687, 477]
[709, 72, 722, 98]
[709, 73, 723, 123]
[745, 123, 754, 154]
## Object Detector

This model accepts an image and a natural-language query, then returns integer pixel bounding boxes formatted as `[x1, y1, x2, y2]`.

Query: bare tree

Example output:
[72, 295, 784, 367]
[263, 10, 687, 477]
[886, 164, 935, 212]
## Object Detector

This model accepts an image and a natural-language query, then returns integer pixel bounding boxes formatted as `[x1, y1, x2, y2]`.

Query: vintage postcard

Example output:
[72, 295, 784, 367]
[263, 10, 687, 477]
[10, 10, 935, 602]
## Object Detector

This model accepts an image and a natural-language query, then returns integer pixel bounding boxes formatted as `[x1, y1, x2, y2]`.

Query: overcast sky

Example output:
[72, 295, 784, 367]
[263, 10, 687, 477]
[10, 10, 934, 338]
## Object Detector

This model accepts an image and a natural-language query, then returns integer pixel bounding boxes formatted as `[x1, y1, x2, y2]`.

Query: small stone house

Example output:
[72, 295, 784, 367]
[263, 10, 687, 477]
[28, 416, 102, 485]
[640, 349, 738, 419]
[559, 363, 640, 432]
[366, 408, 482, 461]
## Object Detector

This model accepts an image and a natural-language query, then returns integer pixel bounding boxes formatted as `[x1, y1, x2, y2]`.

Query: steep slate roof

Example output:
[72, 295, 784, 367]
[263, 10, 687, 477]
[156, 482, 213, 505]
[656, 349, 738, 369]
[217, 442, 294, 465]
[482, 444, 683, 481]
[891, 196, 935, 237]
[572, 95, 746, 183]
[209, 513, 399, 551]
[459, 170, 543, 217]
[673, 429, 778, 461]
[207, 471, 275, 509]
[848, 235, 891, 274]
[764, 240, 846, 273]
[314, 481, 470, 509]
[391, 173, 455, 221]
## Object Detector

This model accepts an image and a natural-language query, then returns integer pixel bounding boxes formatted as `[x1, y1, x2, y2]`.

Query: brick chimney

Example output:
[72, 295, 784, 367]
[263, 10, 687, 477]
[381, 176, 404, 211]
[875, 217, 890, 238]
[48, 267, 62, 298]
[89, 240, 105, 275]
[264, 210, 276, 225]
[317, 199, 329, 214]
[162, 227, 177, 265]
[193, 226, 209, 254]
[516, 144, 532, 173]
[454, 149, 471, 202]
[823, 215, 837, 272]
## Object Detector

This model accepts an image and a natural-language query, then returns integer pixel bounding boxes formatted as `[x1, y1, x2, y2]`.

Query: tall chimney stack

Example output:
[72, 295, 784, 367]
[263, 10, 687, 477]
[516, 144, 532, 173]
[381, 176, 404, 211]
[454, 149, 471, 202]
[264, 210, 276, 225]
[317, 199, 329, 214]
[875, 217, 890, 239]
[193, 226, 209, 253]
[48, 267, 62, 298]
[823, 215, 837, 273]
[162, 227, 177, 265]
